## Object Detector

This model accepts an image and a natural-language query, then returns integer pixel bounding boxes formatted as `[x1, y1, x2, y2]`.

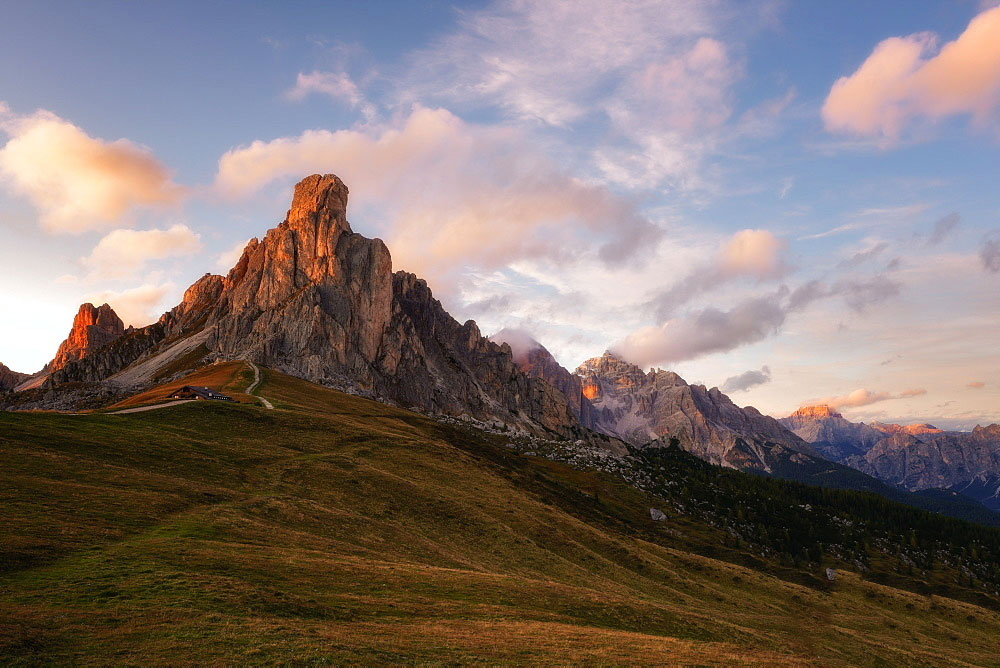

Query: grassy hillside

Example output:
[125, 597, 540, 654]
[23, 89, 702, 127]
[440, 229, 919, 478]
[2, 362, 999, 666]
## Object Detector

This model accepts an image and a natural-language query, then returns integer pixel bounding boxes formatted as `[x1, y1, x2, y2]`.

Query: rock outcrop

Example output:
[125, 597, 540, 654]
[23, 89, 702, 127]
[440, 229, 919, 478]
[573, 352, 815, 470]
[50, 303, 125, 372]
[869, 421, 944, 439]
[0, 362, 28, 392]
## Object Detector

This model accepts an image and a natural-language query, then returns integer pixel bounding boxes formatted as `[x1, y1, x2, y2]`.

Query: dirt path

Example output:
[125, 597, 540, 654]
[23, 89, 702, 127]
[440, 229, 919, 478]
[109, 400, 196, 415]
[245, 361, 274, 410]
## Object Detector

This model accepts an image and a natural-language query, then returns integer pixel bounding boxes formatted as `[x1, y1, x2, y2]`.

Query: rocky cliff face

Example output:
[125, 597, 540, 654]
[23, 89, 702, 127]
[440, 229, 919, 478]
[0, 362, 28, 392]
[50, 303, 125, 372]
[573, 352, 815, 470]
[779, 404, 886, 461]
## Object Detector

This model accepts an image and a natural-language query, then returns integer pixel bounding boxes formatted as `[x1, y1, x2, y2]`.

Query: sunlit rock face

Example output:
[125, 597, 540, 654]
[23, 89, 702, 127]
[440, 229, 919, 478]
[50, 303, 125, 372]
[869, 421, 944, 438]
[789, 405, 842, 419]
[573, 351, 814, 471]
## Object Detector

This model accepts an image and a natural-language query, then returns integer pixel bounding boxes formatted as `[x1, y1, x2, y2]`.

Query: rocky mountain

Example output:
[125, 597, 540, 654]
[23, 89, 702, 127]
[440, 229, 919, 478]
[779, 405, 885, 460]
[0, 362, 28, 392]
[25, 175, 580, 437]
[14, 303, 127, 391]
[869, 421, 944, 439]
[783, 407, 1000, 511]
[570, 352, 817, 471]
[849, 424, 1000, 495]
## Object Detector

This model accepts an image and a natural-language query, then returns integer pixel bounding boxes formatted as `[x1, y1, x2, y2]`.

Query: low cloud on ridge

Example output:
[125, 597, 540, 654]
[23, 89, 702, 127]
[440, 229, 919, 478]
[720, 365, 771, 393]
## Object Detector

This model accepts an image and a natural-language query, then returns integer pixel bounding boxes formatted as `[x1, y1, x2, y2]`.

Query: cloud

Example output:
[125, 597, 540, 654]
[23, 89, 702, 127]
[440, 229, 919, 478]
[399, 1, 762, 192]
[927, 212, 960, 245]
[836, 274, 902, 312]
[981, 231, 1000, 272]
[613, 292, 788, 368]
[83, 224, 201, 279]
[86, 283, 173, 328]
[720, 365, 771, 393]
[489, 327, 542, 364]
[215, 106, 660, 290]
[614, 271, 902, 369]
[216, 238, 253, 272]
[800, 203, 929, 240]
[651, 228, 787, 318]
[968, 381, 986, 389]
[404, 0, 722, 127]
[812, 387, 927, 410]
[287, 71, 377, 121]
[822, 6, 1000, 139]
[0, 103, 183, 233]
[839, 240, 889, 268]
[596, 36, 740, 189]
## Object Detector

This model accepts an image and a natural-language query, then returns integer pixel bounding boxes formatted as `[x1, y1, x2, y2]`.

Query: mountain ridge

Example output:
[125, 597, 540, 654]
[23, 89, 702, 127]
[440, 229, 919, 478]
[782, 408, 1000, 510]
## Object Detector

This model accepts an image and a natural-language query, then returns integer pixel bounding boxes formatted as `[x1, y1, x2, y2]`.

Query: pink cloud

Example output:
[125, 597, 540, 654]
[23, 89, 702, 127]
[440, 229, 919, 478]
[0, 103, 184, 232]
[823, 6, 1000, 139]
[811, 387, 927, 410]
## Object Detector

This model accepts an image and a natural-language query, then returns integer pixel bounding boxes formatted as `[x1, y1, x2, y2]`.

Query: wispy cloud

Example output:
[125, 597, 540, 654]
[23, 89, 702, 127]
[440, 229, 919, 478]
[649, 228, 788, 319]
[809, 387, 926, 410]
[927, 212, 960, 245]
[981, 231, 1000, 272]
[286, 70, 377, 121]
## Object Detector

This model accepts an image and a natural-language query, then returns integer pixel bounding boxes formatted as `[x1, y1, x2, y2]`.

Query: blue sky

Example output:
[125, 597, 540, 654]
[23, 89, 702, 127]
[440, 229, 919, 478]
[1, 0, 998, 428]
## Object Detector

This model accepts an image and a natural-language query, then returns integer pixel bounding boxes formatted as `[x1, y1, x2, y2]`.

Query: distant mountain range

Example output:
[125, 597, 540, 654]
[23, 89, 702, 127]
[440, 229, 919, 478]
[2, 173, 997, 523]
[780, 406, 1000, 511]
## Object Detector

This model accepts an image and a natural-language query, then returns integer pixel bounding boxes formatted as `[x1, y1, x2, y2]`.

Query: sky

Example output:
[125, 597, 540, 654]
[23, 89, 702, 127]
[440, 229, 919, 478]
[1, 0, 998, 429]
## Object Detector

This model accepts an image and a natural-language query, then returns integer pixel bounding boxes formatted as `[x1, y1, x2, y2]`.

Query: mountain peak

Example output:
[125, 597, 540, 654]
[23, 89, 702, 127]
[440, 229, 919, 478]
[790, 404, 843, 419]
[50, 303, 125, 372]
[287, 173, 351, 237]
